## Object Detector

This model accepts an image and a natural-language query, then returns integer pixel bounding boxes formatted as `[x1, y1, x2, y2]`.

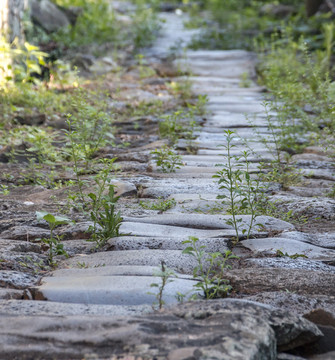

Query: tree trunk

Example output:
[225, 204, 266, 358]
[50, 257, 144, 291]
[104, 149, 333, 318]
[305, 0, 324, 16]
[0, 0, 25, 42]
[0, 0, 25, 83]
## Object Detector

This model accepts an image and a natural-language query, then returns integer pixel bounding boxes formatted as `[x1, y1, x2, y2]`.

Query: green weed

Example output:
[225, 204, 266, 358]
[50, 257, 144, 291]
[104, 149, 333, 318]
[148, 261, 176, 310]
[36, 211, 71, 265]
[182, 236, 237, 299]
[140, 197, 176, 212]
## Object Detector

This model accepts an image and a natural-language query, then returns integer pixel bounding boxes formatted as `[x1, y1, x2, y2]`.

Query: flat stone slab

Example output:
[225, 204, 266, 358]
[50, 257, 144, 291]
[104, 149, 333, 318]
[242, 292, 335, 316]
[245, 257, 335, 273]
[241, 237, 335, 259]
[0, 298, 323, 360]
[0, 270, 40, 289]
[62, 249, 198, 274]
[31, 275, 199, 305]
[108, 236, 230, 252]
[226, 268, 335, 296]
[123, 214, 295, 232]
[120, 221, 232, 238]
[0, 299, 152, 316]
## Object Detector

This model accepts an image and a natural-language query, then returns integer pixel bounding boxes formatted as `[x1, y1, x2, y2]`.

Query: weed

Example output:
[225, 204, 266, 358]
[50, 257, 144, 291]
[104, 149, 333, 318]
[18, 255, 50, 274]
[182, 236, 237, 299]
[276, 249, 308, 259]
[148, 261, 176, 310]
[64, 90, 115, 169]
[0, 184, 9, 195]
[140, 197, 176, 212]
[213, 130, 262, 244]
[88, 181, 123, 249]
[36, 211, 71, 265]
[151, 146, 184, 173]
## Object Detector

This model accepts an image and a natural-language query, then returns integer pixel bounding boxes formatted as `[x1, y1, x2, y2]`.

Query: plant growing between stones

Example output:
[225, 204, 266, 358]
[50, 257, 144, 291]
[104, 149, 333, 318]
[151, 146, 184, 173]
[140, 197, 176, 212]
[36, 211, 71, 266]
[182, 236, 237, 299]
[213, 130, 262, 244]
[276, 249, 308, 259]
[87, 180, 123, 249]
[148, 261, 176, 310]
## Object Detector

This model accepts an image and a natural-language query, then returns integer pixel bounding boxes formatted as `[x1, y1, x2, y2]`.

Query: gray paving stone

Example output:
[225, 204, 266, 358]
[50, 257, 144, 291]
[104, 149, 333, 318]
[62, 249, 198, 274]
[31, 275, 199, 305]
[0, 299, 152, 316]
[108, 236, 230, 252]
[123, 214, 295, 232]
[241, 237, 335, 260]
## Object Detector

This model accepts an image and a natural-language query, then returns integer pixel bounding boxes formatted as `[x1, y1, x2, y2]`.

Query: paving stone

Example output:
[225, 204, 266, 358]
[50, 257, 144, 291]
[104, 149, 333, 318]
[120, 221, 231, 238]
[1, 226, 50, 241]
[225, 268, 335, 296]
[0, 289, 24, 300]
[62, 249, 198, 274]
[245, 257, 335, 273]
[123, 214, 295, 232]
[241, 237, 335, 260]
[108, 236, 230, 252]
[31, 275, 199, 305]
[242, 292, 335, 317]
[0, 299, 152, 316]
[0, 270, 40, 289]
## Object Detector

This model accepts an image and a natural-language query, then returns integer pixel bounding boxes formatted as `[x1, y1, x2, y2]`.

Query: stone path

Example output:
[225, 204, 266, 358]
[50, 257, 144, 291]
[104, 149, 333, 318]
[1, 9, 335, 360]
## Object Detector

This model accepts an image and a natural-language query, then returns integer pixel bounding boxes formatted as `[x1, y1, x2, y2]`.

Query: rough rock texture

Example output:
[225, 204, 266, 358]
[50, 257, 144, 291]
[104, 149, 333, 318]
[225, 268, 335, 296]
[0, 299, 323, 360]
[30, 0, 70, 33]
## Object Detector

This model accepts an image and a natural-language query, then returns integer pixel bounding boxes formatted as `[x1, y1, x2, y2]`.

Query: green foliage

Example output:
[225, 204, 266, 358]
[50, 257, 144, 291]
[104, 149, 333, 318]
[148, 261, 176, 310]
[36, 211, 71, 265]
[52, 0, 160, 51]
[64, 90, 115, 168]
[0, 184, 9, 195]
[276, 249, 308, 259]
[182, 236, 237, 299]
[88, 182, 123, 248]
[140, 197, 176, 212]
[213, 130, 262, 243]
[151, 145, 184, 173]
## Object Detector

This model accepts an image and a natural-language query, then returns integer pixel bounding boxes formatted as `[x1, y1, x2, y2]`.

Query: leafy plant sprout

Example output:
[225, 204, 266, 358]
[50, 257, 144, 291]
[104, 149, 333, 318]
[151, 146, 184, 173]
[148, 261, 176, 311]
[182, 237, 237, 299]
[36, 211, 71, 265]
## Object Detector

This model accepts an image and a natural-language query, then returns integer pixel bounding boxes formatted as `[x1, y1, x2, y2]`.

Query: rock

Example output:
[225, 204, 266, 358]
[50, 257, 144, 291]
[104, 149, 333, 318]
[30, 0, 70, 33]
[0, 289, 24, 300]
[277, 354, 306, 360]
[171, 299, 322, 351]
[1, 226, 50, 241]
[242, 292, 335, 316]
[109, 179, 137, 197]
[15, 113, 46, 126]
[0, 270, 39, 289]
[57, 221, 94, 240]
[245, 257, 335, 273]
[30, 274, 199, 305]
[0, 299, 152, 316]
[225, 268, 335, 296]
[260, 4, 296, 18]
[70, 54, 95, 71]
[0, 307, 277, 359]
[241, 237, 335, 260]
[270, 194, 335, 221]
[108, 235, 229, 252]
[309, 352, 335, 360]
[123, 214, 295, 232]
[62, 249, 198, 274]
